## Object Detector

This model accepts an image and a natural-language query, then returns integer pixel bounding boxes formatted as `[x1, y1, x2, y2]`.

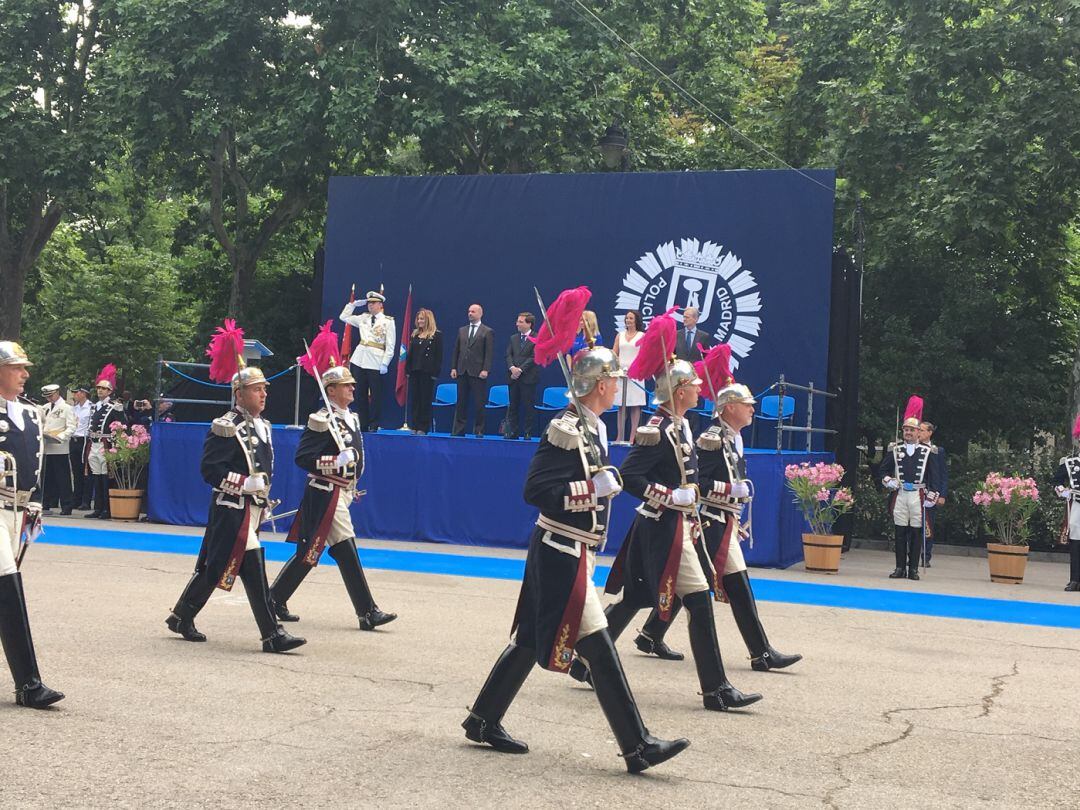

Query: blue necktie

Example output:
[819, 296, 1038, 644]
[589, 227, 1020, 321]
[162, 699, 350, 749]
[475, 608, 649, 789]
[687, 330, 694, 351]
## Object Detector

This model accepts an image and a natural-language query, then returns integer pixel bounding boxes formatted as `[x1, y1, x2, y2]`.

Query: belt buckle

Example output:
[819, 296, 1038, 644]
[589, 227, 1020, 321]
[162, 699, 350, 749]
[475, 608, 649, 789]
[902, 482, 916, 492]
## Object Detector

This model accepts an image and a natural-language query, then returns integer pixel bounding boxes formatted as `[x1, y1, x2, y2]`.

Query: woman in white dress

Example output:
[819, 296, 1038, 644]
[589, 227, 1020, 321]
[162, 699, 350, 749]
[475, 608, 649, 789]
[612, 309, 646, 444]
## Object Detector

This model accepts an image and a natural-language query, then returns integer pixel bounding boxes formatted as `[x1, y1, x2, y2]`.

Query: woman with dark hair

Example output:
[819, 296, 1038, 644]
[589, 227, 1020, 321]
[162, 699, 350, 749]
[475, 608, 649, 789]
[406, 308, 444, 434]
[613, 310, 646, 444]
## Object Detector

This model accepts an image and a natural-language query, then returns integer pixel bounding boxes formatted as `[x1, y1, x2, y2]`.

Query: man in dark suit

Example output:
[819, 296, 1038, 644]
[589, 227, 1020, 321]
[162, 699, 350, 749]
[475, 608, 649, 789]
[451, 303, 494, 437]
[918, 420, 948, 567]
[504, 312, 539, 439]
[674, 307, 712, 362]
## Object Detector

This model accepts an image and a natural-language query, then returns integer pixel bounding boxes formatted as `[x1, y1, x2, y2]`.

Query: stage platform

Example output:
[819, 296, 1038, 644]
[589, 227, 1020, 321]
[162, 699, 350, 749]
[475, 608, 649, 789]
[147, 422, 832, 568]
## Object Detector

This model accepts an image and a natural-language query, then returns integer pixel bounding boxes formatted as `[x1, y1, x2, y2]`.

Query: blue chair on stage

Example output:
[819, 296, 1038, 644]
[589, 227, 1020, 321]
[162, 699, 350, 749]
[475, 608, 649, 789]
[432, 383, 457, 432]
[485, 384, 510, 436]
[535, 386, 569, 412]
[752, 394, 795, 448]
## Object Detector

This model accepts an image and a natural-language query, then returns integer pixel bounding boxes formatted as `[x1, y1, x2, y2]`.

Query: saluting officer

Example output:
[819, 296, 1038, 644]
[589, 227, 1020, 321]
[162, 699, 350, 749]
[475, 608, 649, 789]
[879, 397, 941, 580]
[271, 334, 396, 631]
[573, 315, 761, 712]
[0, 341, 64, 708]
[463, 339, 689, 774]
[632, 369, 802, 672]
[340, 288, 395, 432]
[166, 321, 305, 653]
[85, 365, 125, 519]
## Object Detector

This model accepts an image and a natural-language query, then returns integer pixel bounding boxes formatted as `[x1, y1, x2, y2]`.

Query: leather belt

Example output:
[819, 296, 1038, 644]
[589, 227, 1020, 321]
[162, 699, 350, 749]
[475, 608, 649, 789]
[536, 515, 605, 548]
[0, 490, 33, 508]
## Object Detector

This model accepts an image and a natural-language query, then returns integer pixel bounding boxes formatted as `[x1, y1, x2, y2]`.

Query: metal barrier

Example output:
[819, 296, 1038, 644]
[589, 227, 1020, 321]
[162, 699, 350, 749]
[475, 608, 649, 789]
[153, 358, 304, 425]
[756, 373, 838, 453]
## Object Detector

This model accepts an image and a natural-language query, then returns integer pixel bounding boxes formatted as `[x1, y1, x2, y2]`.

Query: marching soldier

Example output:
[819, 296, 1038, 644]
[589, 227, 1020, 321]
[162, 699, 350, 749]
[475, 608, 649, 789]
[40, 384, 77, 515]
[879, 396, 940, 580]
[166, 321, 305, 653]
[463, 331, 689, 773]
[0, 341, 64, 708]
[271, 325, 396, 631]
[340, 288, 395, 432]
[85, 365, 125, 519]
[917, 420, 948, 566]
[1053, 415, 1080, 592]
[572, 315, 761, 712]
[631, 351, 802, 672]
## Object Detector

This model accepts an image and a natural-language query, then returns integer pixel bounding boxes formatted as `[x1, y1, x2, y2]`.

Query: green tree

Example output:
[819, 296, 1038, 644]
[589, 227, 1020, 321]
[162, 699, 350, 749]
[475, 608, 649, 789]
[0, 0, 110, 338]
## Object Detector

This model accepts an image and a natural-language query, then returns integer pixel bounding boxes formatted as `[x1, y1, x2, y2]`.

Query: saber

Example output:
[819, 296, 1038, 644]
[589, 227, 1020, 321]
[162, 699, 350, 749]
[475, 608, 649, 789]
[532, 287, 621, 485]
[302, 339, 347, 454]
[657, 333, 706, 544]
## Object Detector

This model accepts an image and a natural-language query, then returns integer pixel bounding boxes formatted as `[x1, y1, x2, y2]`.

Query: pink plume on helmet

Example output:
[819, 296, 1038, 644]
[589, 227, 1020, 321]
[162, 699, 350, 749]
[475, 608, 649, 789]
[531, 286, 591, 367]
[903, 395, 924, 422]
[1072, 414, 1080, 441]
[206, 319, 245, 384]
[95, 363, 118, 389]
[298, 320, 340, 379]
[694, 343, 734, 392]
[627, 308, 679, 381]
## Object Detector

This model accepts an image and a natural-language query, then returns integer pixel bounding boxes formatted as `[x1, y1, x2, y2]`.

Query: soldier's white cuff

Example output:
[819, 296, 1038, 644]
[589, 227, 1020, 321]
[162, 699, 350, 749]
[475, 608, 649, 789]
[563, 480, 598, 512]
[221, 471, 247, 495]
[643, 483, 673, 509]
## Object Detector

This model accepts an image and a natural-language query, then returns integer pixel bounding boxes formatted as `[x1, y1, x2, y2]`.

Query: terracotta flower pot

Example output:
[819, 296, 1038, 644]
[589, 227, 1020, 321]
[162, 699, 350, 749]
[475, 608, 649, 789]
[986, 542, 1029, 584]
[802, 533, 843, 574]
[109, 488, 144, 522]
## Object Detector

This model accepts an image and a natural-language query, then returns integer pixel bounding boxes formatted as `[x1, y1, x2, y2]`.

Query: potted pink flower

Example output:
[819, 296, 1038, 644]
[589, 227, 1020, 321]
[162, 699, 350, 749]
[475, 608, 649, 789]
[972, 473, 1039, 584]
[105, 421, 152, 520]
[784, 462, 854, 574]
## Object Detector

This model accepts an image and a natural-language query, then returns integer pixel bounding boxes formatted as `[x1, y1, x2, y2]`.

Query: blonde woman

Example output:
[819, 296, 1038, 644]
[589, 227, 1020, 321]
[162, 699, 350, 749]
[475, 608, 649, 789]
[613, 309, 645, 443]
[571, 310, 603, 355]
[406, 309, 444, 434]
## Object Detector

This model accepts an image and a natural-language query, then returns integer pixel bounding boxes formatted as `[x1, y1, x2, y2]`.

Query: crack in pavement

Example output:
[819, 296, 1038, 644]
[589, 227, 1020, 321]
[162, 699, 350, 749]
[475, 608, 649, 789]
[217, 654, 441, 693]
[821, 661, 1020, 808]
[204, 704, 337, 746]
[677, 773, 820, 801]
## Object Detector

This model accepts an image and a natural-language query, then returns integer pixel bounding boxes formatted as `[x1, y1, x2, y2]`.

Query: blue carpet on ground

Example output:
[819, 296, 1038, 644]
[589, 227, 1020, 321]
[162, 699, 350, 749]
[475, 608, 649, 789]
[39, 525, 1080, 630]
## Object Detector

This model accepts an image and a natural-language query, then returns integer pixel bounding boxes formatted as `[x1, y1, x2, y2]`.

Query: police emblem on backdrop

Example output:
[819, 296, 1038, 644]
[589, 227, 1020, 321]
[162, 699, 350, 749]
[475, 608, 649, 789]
[613, 237, 763, 369]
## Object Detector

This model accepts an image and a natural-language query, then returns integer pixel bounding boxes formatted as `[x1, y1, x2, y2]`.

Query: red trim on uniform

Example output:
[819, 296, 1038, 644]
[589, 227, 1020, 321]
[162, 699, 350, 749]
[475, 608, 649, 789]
[549, 551, 589, 672]
[217, 502, 252, 592]
[712, 517, 736, 602]
[656, 518, 685, 621]
[303, 487, 342, 566]
[604, 538, 630, 595]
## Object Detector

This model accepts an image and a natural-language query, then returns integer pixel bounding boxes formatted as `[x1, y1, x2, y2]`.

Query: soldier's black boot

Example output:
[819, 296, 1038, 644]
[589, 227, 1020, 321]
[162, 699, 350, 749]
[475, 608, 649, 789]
[166, 571, 214, 642]
[633, 599, 685, 661]
[1066, 541, 1080, 592]
[239, 549, 306, 653]
[907, 528, 921, 580]
[570, 597, 639, 685]
[0, 573, 64, 708]
[576, 630, 690, 774]
[722, 571, 802, 671]
[328, 539, 397, 630]
[88, 475, 107, 518]
[463, 642, 534, 753]
[684, 590, 762, 711]
[889, 526, 907, 578]
[269, 554, 310, 622]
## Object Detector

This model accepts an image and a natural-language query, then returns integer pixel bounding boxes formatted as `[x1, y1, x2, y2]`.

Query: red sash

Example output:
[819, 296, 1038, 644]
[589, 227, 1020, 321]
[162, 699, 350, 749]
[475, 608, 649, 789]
[548, 550, 589, 672]
[301, 487, 342, 567]
[656, 518, 685, 621]
[217, 502, 252, 591]
[712, 517, 737, 602]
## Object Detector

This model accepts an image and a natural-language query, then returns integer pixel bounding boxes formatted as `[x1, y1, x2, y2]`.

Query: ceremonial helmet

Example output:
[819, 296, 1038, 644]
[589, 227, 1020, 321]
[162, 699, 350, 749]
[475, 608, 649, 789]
[713, 382, 755, 412]
[232, 365, 267, 391]
[0, 341, 33, 367]
[569, 346, 624, 397]
[321, 364, 355, 387]
[653, 358, 701, 404]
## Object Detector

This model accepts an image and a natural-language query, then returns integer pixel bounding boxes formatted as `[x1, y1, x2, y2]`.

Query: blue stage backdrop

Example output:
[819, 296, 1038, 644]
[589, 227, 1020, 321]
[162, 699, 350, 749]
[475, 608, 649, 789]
[323, 170, 836, 445]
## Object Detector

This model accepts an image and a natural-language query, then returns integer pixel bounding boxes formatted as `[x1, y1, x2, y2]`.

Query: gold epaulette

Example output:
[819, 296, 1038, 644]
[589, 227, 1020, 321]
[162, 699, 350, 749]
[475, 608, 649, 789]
[211, 416, 237, 438]
[308, 410, 331, 432]
[634, 425, 661, 446]
[696, 429, 723, 451]
[546, 414, 582, 450]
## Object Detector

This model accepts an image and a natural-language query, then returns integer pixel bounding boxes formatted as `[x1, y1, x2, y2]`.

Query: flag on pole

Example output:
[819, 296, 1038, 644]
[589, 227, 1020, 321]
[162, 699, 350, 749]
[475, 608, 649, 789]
[395, 285, 413, 407]
[340, 284, 356, 359]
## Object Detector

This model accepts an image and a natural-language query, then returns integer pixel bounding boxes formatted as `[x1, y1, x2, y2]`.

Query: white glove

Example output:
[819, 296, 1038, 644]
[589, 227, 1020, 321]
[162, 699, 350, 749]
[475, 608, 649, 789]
[379, 365, 388, 374]
[336, 448, 357, 467]
[884, 477, 900, 490]
[923, 498, 936, 509]
[591, 470, 621, 498]
[671, 486, 696, 507]
[730, 481, 751, 499]
[1057, 485, 1070, 500]
[242, 473, 267, 493]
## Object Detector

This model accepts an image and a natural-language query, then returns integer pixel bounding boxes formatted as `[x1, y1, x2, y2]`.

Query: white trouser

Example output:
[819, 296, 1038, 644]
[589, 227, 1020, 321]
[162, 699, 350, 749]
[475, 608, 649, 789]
[244, 506, 263, 551]
[328, 490, 356, 546]
[577, 548, 608, 641]
[1069, 499, 1080, 541]
[87, 443, 108, 475]
[674, 516, 710, 597]
[892, 489, 923, 527]
[723, 521, 748, 575]
[0, 508, 21, 576]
